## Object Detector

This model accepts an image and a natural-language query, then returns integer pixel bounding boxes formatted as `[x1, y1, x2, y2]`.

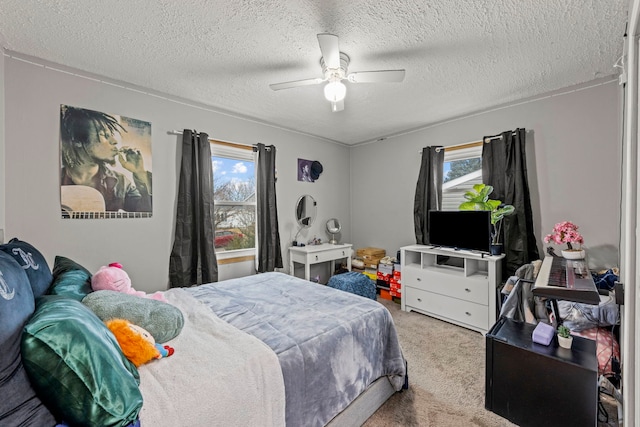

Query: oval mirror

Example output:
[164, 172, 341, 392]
[326, 218, 341, 244]
[295, 195, 317, 228]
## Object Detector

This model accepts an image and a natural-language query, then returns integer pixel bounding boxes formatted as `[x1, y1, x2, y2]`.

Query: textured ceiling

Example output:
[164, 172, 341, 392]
[0, 0, 628, 145]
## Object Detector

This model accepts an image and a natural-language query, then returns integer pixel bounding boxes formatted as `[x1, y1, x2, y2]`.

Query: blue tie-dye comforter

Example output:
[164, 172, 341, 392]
[186, 272, 406, 427]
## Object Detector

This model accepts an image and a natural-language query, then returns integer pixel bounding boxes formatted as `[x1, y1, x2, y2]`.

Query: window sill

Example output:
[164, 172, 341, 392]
[216, 248, 256, 265]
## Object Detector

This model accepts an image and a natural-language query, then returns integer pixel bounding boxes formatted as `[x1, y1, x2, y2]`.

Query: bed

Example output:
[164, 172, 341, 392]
[1, 238, 407, 427]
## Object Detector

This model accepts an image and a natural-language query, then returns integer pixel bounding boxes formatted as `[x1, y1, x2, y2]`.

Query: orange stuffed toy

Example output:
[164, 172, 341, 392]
[106, 318, 174, 367]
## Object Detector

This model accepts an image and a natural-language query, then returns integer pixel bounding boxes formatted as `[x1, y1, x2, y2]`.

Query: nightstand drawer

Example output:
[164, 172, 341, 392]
[404, 287, 488, 330]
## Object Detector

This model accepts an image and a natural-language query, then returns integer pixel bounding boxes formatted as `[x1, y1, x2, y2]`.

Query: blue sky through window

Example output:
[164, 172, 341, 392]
[212, 156, 255, 186]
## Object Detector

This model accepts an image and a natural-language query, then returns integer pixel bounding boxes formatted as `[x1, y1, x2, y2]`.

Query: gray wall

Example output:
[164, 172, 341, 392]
[349, 79, 622, 269]
[3, 52, 351, 292]
[0, 50, 5, 240]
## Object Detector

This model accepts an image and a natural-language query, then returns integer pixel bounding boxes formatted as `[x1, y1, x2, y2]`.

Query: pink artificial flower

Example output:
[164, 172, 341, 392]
[544, 221, 584, 250]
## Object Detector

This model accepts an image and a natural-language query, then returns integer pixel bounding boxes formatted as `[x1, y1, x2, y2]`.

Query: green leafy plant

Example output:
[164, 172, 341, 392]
[458, 183, 515, 245]
[557, 325, 571, 338]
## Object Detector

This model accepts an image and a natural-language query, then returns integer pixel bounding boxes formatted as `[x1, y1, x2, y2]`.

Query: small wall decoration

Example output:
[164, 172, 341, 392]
[297, 158, 323, 182]
[60, 105, 153, 219]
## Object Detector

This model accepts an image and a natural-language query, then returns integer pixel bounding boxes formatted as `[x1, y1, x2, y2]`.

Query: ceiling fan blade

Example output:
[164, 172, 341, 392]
[269, 77, 323, 91]
[331, 99, 344, 112]
[347, 70, 406, 83]
[317, 33, 340, 69]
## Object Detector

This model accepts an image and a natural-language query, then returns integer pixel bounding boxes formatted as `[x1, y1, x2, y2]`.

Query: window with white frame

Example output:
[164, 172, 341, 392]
[442, 144, 483, 210]
[211, 143, 256, 253]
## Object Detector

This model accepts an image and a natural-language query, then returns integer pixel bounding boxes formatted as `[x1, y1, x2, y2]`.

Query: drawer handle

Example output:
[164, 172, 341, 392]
[341, 251, 345, 256]
[465, 288, 471, 292]
[417, 298, 422, 302]
[465, 311, 471, 316]
[417, 277, 421, 281]
[315, 255, 319, 261]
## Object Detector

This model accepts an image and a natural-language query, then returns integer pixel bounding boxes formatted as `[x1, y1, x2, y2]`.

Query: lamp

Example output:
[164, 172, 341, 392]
[324, 80, 346, 103]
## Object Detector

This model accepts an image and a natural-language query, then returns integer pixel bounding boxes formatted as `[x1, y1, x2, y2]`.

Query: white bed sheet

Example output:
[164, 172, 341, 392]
[137, 288, 286, 426]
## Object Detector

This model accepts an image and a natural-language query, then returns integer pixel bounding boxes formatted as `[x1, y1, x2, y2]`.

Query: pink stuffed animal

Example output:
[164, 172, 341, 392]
[91, 262, 167, 302]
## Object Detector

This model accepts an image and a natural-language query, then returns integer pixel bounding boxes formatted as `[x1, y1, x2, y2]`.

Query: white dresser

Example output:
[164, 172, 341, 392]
[400, 245, 504, 334]
[289, 243, 352, 282]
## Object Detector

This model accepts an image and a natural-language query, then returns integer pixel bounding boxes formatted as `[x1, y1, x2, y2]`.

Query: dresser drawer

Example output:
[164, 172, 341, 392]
[404, 287, 489, 330]
[403, 267, 489, 305]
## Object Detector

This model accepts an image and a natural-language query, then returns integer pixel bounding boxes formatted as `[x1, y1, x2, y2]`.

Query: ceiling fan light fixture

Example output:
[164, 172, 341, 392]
[324, 80, 346, 102]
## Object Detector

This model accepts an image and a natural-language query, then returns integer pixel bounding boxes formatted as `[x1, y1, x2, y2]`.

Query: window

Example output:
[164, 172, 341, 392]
[211, 143, 256, 253]
[442, 143, 483, 210]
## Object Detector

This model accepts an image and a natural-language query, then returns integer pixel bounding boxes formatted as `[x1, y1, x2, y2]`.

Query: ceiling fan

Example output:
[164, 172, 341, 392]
[269, 33, 406, 112]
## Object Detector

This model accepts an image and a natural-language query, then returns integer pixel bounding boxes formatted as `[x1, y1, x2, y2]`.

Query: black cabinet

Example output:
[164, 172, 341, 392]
[485, 317, 598, 427]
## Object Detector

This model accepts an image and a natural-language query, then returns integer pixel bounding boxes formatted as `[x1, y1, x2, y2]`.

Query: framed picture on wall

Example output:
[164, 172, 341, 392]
[59, 104, 153, 219]
[297, 158, 323, 182]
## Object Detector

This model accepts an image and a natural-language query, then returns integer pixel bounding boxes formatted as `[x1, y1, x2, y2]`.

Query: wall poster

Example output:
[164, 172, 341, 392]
[60, 105, 153, 219]
[297, 158, 314, 182]
[297, 158, 324, 182]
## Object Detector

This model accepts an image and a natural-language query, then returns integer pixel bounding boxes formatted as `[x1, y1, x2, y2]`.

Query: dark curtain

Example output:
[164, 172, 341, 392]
[414, 146, 445, 244]
[169, 129, 218, 287]
[256, 143, 283, 272]
[482, 128, 539, 278]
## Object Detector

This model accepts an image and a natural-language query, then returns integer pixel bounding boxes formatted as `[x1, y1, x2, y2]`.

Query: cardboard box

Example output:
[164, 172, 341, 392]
[363, 271, 377, 281]
[378, 263, 393, 275]
[362, 259, 381, 269]
[356, 247, 386, 259]
[376, 278, 390, 288]
[379, 289, 392, 300]
[377, 271, 392, 281]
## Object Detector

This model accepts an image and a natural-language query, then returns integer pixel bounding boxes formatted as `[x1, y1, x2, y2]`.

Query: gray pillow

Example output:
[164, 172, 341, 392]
[0, 251, 55, 426]
[0, 238, 53, 298]
[82, 290, 184, 343]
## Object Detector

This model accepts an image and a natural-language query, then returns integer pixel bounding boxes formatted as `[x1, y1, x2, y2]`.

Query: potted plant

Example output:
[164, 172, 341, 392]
[459, 184, 515, 255]
[544, 221, 585, 260]
[557, 325, 573, 349]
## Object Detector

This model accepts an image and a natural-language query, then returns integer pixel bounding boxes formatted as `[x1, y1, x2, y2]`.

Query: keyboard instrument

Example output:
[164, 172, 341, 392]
[532, 256, 600, 304]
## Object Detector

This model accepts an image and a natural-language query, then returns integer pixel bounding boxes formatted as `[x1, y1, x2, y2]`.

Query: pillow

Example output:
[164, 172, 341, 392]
[83, 290, 184, 343]
[0, 251, 55, 426]
[48, 255, 93, 301]
[0, 238, 53, 298]
[21, 295, 142, 427]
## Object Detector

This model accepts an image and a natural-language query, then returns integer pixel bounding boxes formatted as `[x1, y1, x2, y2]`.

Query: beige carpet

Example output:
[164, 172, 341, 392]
[364, 298, 619, 427]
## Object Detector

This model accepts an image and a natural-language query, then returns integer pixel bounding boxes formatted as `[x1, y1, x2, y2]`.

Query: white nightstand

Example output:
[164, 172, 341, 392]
[289, 243, 353, 281]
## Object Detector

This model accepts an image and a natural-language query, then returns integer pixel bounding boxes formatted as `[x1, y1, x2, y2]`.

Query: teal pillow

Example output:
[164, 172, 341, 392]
[83, 290, 184, 343]
[21, 295, 142, 427]
[0, 238, 53, 298]
[48, 255, 92, 301]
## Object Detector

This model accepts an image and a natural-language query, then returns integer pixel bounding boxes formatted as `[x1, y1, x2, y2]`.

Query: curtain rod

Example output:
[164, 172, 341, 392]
[420, 130, 519, 153]
[419, 139, 483, 154]
[167, 130, 270, 151]
[482, 130, 518, 143]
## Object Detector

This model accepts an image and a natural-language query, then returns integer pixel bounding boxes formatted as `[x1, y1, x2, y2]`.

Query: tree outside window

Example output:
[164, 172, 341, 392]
[212, 152, 256, 252]
[444, 158, 481, 183]
[442, 145, 483, 210]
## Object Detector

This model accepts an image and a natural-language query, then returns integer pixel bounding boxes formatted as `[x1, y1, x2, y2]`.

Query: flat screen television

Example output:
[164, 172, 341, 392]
[427, 210, 492, 253]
